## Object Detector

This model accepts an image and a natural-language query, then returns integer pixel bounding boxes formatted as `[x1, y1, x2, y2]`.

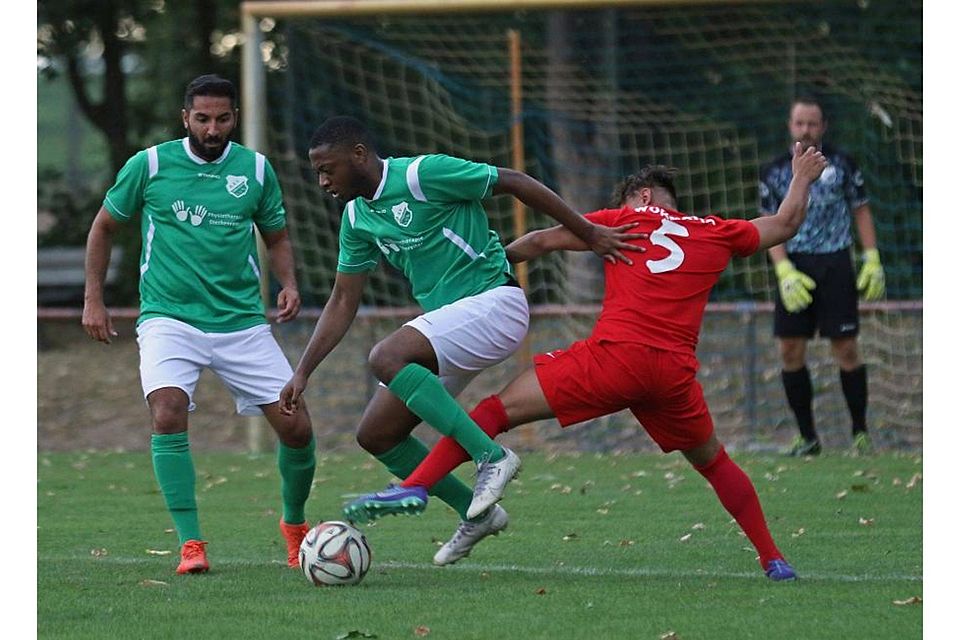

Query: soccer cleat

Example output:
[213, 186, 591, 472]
[176, 539, 209, 575]
[467, 447, 521, 519]
[764, 558, 797, 582]
[433, 504, 509, 566]
[784, 436, 822, 457]
[342, 484, 428, 524]
[852, 432, 873, 456]
[279, 520, 310, 568]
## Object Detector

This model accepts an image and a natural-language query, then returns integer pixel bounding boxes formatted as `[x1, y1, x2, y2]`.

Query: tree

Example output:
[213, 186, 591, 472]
[38, 0, 240, 176]
[38, 0, 242, 305]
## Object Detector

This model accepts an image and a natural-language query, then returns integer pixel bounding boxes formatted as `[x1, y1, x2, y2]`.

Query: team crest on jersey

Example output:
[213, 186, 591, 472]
[226, 175, 249, 198]
[392, 201, 414, 227]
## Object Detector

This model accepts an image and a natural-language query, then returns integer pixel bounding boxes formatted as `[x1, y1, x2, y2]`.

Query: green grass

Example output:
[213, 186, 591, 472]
[38, 450, 922, 639]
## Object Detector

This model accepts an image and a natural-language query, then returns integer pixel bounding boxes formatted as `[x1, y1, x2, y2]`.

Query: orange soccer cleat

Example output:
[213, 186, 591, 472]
[176, 540, 210, 575]
[280, 520, 310, 568]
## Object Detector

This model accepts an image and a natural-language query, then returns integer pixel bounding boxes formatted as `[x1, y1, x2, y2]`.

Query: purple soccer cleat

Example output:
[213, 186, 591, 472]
[764, 558, 798, 582]
[343, 483, 428, 524]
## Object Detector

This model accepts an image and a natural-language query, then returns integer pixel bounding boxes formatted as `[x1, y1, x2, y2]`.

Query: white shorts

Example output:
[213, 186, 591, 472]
[403, 284, 530, 396]
[136, 317, 294, 416]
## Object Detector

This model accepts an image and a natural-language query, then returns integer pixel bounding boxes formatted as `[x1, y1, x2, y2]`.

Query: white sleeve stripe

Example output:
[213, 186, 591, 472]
[147, 146, 159, 178]
[255, 152, 266, 186]
[407, 156, 427, 202]
[347, 200, 357, 228]
[103, 195, 128, 219]
[338, 260, 378, 268]
[483, 165, 494, 196]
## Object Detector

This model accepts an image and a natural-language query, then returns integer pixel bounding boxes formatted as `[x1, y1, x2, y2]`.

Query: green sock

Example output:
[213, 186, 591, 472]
[376, 436, 473, 521]
[151, 432, 201, 545]
[388, 363, 504, 464]
[277, 434, 316, 525]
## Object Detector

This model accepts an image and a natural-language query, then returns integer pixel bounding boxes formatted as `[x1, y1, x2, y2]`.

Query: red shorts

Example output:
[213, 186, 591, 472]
[533, 339, 714, 452]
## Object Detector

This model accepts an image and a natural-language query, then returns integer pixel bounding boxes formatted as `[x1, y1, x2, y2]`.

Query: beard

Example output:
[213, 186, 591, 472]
[187, 129, 230, 161]
[796, 137, 821, 152]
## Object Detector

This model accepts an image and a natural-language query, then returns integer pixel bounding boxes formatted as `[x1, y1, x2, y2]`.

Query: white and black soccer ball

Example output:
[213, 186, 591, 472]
[298, 520, 372, 586]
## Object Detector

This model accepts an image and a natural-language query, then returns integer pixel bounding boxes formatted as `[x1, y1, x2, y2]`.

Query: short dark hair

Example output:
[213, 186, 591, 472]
[309, 116, 377, 153]
[790, 95, 827, 121]
[611, 165, 680, 207]
[184, 74, 237, 109]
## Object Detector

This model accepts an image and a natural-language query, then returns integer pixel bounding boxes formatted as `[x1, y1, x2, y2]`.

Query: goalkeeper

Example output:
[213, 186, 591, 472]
[760, 96, 885, 457]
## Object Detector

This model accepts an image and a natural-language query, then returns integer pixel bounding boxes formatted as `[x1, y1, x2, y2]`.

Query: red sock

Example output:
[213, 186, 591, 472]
[694, 447, 783, 568]
[402, 395, 510, 490]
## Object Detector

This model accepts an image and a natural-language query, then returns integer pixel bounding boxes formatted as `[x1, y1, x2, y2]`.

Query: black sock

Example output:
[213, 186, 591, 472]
[782, 367, 817, 442]
[840, 365, 868, 435]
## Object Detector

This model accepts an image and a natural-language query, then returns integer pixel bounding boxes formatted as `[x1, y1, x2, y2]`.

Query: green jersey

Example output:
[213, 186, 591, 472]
[337, 154, 513, 311]
[103, 138, 287, 332]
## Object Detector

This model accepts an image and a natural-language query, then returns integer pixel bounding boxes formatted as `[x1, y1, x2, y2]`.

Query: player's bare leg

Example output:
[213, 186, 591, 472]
[148, 387, 208, 574]
[262, 401, 315, 567]
[370, 326, 508, 466]
[682, 434, 795, 581]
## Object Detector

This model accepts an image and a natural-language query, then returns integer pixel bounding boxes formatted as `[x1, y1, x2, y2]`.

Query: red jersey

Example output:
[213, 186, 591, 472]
[584, 205, 759, 353]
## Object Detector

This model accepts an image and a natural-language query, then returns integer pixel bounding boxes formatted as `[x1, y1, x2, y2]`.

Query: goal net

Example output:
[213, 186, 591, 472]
[244, 0, 922, 452]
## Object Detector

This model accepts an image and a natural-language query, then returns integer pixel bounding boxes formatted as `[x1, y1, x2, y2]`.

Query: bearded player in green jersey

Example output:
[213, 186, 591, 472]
[279, 116, 643, 564]
[82, 75, 316, 575]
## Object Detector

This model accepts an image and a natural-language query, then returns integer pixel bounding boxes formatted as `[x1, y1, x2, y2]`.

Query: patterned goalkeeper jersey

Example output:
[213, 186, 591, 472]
[759, 143, 868, 254]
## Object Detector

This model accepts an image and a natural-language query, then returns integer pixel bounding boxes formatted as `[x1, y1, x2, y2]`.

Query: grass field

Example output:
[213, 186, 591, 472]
[37, 450, 922, 639]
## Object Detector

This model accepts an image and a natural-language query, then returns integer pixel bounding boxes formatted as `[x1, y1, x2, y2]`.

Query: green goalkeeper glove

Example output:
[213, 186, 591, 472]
[774, 259, 816, 313]
[857, 248, 886, 301]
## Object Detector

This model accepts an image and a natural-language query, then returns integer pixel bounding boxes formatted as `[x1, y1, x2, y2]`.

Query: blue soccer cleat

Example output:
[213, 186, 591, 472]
[343, 484, 428, 524]
[764, 558, 797, 582]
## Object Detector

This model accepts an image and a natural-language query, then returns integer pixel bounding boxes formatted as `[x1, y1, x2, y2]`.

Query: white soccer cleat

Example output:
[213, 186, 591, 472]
[467, 447, 521, 519]
[433, 504, 509, 566]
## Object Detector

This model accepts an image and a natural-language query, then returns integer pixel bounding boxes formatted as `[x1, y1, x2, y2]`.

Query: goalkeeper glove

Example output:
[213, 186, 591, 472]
[774, 259, 816, 313]
[856, 248, 886, 301]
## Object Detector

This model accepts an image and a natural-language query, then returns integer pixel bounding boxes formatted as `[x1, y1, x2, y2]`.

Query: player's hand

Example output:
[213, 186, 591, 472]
[276, 287, 302, 322]
[790, 141, 828, 184]
[587, 222, 648, 265]
[81, 300, 118, 344]
[279, 373, 308, 416]
[774, 259, 816, 313]
[857, 248, 886, 301]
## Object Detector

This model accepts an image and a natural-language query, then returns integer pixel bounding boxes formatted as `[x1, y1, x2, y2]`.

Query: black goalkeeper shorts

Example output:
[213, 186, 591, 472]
[774, 249, 860, 339]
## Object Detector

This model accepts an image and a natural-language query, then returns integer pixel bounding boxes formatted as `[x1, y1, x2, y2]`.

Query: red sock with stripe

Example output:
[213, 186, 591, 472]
[694, 446, 784, 568]
[402, 395, 510, 490]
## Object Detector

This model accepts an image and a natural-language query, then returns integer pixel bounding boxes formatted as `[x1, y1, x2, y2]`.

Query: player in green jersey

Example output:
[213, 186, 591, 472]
[279, 116, 643, 564]
[82, 75, 316, 575]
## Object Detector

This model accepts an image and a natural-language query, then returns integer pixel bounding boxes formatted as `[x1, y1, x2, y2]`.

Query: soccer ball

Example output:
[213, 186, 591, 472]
[298, 520, 372, 586]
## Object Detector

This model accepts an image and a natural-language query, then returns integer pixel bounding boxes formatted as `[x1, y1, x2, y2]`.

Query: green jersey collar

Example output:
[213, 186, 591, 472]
[367, 158, 390, 201]
[181, 137, 234, 165]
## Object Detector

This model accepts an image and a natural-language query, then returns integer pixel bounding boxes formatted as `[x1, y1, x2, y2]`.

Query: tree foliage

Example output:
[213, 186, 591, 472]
[38, 0, 241, 175]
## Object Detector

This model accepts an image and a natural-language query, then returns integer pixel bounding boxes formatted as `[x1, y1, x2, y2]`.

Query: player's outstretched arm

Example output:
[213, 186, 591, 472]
[753, 142, 827, 251]
[82, 207, 123, 344]
[494, 168, 644, 265]
[261, 227, 301, 322]
[506, 222, 644, 263]
[279, 271, 367, 415]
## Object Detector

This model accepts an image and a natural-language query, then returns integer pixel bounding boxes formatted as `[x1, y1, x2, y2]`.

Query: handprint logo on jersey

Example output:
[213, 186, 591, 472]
[190, 205, 209, 227]
[172, 200, 190, 222]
